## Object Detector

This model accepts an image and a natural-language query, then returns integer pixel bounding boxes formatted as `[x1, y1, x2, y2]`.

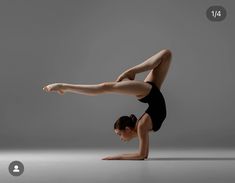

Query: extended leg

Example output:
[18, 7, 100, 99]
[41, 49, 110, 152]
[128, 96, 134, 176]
[61, 79, 151, 98]
[62, 83, 105, 96]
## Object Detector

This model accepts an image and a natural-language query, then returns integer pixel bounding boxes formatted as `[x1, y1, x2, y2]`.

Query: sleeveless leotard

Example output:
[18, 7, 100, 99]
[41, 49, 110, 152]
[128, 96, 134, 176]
[138, 81, 167, 132]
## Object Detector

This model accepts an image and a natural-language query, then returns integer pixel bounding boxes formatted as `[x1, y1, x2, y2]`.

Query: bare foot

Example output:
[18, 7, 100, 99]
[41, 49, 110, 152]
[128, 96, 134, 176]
[43, 83, 65, 95]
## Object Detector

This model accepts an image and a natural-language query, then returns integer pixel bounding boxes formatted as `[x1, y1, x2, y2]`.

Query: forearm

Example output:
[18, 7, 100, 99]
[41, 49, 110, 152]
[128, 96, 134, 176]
[113, 153, 145, 160]
[62, 83, 104, 96]
[128, 49, 168, 74]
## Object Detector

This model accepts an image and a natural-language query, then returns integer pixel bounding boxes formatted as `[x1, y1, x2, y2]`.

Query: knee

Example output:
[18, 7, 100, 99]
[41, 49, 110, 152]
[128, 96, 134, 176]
[162, 49, 172, 61]
[100, 82, 115, 93]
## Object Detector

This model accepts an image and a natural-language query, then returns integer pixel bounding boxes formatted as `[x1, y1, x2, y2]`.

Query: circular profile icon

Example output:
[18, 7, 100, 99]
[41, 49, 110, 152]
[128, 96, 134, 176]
[9, 160, 24, 176]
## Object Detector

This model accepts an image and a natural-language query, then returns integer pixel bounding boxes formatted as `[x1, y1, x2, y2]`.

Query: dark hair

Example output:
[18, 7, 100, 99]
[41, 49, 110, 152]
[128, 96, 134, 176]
[114, 114, 137, 130]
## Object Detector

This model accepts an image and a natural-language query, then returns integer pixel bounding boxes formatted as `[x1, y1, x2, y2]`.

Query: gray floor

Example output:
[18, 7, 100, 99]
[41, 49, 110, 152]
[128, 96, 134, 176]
[0, 149, 235, 183]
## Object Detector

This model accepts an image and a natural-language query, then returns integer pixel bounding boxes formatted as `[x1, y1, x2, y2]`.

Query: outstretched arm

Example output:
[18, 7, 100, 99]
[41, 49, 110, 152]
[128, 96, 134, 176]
[116, 49, 170, 82]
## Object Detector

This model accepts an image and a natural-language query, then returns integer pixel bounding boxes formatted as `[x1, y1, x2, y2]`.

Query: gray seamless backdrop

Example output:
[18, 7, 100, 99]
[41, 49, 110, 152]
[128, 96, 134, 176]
[0, 0, 234, 150]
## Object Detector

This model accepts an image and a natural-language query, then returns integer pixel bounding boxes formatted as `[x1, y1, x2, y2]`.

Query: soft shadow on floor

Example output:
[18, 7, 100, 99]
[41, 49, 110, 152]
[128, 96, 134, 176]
[146, 157, 235, 161]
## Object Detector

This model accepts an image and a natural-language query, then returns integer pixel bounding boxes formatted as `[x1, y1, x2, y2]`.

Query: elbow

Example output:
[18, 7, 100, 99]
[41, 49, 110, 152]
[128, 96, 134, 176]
[139, 156, 145, 160]
[144, 154, 148, 159]
[138, 153, 147, 160]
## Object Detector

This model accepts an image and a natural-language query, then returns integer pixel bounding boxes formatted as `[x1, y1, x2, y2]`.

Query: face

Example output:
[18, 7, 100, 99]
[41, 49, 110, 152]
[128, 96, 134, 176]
[114, 128, 133, 142]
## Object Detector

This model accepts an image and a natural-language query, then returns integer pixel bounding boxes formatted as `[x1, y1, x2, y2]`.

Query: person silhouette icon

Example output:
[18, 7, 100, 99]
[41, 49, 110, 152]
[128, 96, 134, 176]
[13, 165, 20, 173]
[9, 160, 24, 176]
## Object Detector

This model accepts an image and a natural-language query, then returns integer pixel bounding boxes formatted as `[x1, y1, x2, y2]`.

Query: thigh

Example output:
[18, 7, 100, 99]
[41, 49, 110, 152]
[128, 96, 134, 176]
[144, 51, 172, 90]
[103, 80, 152, 98]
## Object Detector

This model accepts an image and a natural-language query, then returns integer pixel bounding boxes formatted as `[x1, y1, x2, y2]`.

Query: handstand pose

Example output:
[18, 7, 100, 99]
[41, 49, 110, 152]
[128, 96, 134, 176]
[43, 49, 172, 160]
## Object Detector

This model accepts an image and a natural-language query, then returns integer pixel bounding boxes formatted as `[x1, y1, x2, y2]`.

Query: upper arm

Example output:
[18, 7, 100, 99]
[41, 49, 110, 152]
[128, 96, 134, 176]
[137, 123, 149, 158]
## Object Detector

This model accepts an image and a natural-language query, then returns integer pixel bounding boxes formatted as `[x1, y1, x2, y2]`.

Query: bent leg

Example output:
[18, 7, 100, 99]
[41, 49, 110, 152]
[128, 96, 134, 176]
[144, 50, 172, 90]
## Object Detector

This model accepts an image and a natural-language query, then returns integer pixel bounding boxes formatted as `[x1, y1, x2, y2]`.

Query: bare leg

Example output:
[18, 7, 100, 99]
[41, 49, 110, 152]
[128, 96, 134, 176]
[43, 79, 151, 98]
[101, 80, 151, 98]
[43, 82, 103, 96]
[43, 49, 172, 96]
[63, 83, 105, 96]
[144, 50, 172, 90]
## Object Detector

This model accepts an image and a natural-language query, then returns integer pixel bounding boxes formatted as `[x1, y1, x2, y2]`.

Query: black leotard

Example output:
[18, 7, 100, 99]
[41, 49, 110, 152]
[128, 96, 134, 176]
[138, 81, 167, 132]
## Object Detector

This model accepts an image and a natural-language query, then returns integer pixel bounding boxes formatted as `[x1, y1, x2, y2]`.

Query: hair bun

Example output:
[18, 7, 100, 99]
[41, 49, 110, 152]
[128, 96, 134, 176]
[129, 114, 137, 123]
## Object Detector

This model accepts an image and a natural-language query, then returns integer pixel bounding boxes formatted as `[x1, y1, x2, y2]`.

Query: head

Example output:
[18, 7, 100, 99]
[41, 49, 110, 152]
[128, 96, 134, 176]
[114, 114, 138, 142]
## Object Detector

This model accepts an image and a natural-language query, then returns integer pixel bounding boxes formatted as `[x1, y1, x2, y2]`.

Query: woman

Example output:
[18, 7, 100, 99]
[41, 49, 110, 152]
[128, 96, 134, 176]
[43, 49, 172, 160]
